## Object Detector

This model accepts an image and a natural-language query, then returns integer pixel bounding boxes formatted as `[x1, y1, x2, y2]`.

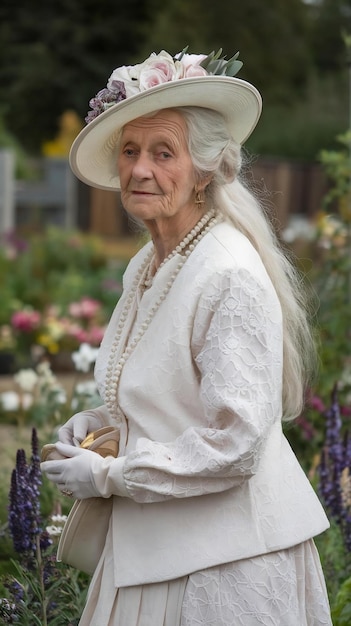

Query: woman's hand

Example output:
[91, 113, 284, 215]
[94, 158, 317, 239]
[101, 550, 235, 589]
[58, 407, 109, 446]
[41, 442, 105, 499]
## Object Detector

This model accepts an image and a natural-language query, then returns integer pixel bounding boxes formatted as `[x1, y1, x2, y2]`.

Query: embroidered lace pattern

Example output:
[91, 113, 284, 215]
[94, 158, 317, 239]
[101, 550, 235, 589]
[122, 267, 283, 502]
[79, 538, 332, 625]
[180, 541, 332, 626]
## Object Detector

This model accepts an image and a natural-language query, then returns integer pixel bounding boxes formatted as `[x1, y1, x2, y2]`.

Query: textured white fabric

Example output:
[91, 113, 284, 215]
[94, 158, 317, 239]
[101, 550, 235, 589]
[91, 221, 329, 586]
[181, 541, 332, 626]
[80, 521, 187, 626]
[79, 532, 331, 626]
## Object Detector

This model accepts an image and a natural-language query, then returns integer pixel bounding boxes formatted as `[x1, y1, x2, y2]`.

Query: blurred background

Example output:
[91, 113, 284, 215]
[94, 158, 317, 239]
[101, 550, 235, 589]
[0, 0, 350, 236]
[1, 3, 351, 623]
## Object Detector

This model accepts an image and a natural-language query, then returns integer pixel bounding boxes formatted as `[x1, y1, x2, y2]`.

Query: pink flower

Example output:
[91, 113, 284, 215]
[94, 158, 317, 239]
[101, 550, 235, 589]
[309, 395, 326, 412]
[68, 302, 82, 318]
[295, 415, 316, 441]
[11, 309, 41, 332]
[183, 64, 208, 78]
[80, 297, 101, 319]
[139, 51, 181, 90]
[87, 325, 105, 346]
[69, 297, 101, 319]
[341, 405, 351, 417]
[177, 53, 208, 77]
[70, 327, 89, 343]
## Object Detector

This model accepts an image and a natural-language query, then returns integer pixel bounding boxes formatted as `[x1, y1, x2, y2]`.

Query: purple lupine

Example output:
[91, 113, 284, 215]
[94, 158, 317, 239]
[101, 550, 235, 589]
[318, 385, 351, 551]
[8, 428, 51, 563]
[8, 449, 33, 555]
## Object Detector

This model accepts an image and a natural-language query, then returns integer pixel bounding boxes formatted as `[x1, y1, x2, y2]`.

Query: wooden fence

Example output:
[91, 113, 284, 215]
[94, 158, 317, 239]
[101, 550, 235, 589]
[88, 158, 330, 238]
[6, 155, 330, 236]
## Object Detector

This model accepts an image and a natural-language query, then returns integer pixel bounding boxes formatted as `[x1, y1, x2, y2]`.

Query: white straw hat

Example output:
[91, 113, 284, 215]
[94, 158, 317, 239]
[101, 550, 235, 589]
[69, 50, 262, 191]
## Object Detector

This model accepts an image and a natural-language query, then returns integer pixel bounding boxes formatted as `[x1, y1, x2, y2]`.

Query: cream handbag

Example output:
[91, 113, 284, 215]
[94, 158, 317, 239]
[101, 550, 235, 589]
[42, 426, 120, 575]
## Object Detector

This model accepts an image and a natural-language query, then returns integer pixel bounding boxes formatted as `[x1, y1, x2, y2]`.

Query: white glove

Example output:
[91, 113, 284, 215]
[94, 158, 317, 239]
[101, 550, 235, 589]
[40, 442, 128, 500]
[58, 406, 111, 446]
[41, 442, 105, 499]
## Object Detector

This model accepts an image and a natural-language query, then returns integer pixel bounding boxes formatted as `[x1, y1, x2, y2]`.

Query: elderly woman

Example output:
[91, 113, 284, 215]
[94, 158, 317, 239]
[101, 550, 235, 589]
[41, 49, 332, 625]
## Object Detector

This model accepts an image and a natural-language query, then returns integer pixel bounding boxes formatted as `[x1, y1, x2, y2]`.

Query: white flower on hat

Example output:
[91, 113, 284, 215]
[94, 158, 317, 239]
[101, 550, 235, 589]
[175, 52, 208, 77]
[108, 51, 183, 98]
[108, 63, 141, 98]
[86, 48, 243, 124]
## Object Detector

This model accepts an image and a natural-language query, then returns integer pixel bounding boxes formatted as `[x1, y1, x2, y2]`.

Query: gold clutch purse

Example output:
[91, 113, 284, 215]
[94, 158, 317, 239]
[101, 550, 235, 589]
[41, 426, 119, 462]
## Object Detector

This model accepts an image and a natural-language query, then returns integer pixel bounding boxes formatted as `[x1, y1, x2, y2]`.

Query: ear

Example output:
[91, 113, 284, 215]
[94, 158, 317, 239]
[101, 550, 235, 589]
[196, 174, 213, 192]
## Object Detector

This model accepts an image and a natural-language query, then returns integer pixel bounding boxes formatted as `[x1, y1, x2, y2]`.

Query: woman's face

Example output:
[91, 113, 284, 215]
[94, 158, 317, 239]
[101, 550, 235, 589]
[117, 109, 197, 224]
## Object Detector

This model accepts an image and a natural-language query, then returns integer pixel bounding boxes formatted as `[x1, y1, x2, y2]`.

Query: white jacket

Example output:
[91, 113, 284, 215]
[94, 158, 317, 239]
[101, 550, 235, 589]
[94, 220, 329, 587]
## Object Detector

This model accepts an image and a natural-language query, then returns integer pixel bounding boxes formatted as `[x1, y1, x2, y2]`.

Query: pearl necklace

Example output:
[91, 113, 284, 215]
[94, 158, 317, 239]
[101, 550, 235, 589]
[104, 208, 219, 421]
[143, 209, 216, 288]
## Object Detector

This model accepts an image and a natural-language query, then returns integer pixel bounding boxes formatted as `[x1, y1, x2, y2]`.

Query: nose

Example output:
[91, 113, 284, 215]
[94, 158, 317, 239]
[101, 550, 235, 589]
[132, 152, 153, 181]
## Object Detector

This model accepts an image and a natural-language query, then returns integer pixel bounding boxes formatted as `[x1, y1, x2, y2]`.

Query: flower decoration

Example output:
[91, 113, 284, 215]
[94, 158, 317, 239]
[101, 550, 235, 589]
[1, 430, 89, 624]
[8, 429, 51, 561]
[86, 48, 243, 123]
[10, 297, 106, 360]
[72, 342, 99, 373]
[318, 385, 351, 551]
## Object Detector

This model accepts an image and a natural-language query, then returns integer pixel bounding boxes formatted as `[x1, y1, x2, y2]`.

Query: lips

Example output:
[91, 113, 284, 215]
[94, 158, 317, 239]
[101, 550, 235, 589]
[131, 190, 160, 197]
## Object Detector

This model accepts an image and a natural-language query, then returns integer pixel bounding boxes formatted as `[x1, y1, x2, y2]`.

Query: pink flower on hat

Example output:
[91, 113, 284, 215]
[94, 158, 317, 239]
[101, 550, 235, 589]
[176, 53, 208, 77]
[86, 48, 244, 124]
[139, 51, 183, 90]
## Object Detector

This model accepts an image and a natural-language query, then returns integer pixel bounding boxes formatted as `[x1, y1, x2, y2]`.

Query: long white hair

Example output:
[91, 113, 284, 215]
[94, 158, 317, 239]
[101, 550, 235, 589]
[179, 106, 316, 421]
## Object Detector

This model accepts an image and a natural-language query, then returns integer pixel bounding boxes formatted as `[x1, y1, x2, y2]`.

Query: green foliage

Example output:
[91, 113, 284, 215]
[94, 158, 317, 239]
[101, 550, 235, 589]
[310, 0, 350, 73]
[310, 132, 351, 400]
[0, 429, 89, 624]
[332, 575, 351, 626]
[0, 110, 34, 179]
[1, 552, 88, 625]
[319, 131, 351, 214]
[200, 49, 243, 77]
[247, 72, 348, 161]
[0, 0, 350, 158]
[0, 0, 150, 153]
[0, 227, 126, 325]
[315, 520, 351, 600]
[313, 246, 351, 397]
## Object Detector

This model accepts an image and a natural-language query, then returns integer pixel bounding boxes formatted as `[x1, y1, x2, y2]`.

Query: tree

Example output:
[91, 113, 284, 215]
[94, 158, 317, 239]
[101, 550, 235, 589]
[140, 0, 313, 103]
[0, 0, 349, 158]
[308, 0, 351, 71]
[0, 0, 150, 153]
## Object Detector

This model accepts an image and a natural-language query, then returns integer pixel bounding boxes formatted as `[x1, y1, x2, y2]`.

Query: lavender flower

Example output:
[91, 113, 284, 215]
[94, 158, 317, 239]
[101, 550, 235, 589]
[8, 428, 51, 562]
[85, 83, 126, 123]
[1, 429, 88, 624]
[318, 385, 351, 550]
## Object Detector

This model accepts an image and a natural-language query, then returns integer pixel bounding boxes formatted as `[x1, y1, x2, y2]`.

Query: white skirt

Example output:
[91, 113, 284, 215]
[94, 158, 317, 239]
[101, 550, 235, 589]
[79, 532, 332, 626]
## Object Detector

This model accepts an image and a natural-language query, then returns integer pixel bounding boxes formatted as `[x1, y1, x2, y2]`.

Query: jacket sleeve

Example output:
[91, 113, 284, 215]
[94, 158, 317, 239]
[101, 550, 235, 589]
[92, 267, 284, 503]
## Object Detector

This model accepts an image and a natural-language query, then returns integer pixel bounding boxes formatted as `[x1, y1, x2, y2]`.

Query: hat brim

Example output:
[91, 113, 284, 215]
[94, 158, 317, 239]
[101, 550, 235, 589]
[69, 75, 262, 191]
